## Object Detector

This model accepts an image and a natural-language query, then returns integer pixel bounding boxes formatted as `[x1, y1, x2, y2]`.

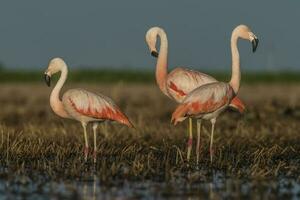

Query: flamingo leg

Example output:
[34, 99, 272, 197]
[92, 123, 98, 164]
[81, 122, 89, 162]
[210, 118, 216, 164]
[187, 118, 193, 162]
[196, 119, 202, 166]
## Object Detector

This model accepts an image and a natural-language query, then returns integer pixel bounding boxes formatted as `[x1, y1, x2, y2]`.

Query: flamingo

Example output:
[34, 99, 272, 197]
[171, 25, 259, 164]
[145, 26, 246, 163]
[44, 58, 133, 163]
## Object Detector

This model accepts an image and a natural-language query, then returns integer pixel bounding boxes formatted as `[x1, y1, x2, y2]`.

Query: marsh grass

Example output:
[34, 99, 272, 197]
[0, 69, 300, 83]
[0, 83, 300, 183]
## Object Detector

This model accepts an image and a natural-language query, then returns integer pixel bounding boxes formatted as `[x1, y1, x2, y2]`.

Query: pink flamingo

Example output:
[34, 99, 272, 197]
[171, 25, 259, 164]
[145, 26, 246, 163]
[44, 58, 133, 163]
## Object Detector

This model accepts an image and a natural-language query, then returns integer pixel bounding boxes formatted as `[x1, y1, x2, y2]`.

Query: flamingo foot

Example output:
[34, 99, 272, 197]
[84, 146, 89, 162]
[196, 145, 201, 166]
[187, 138, 193, 162]
[93, 150, 97, 164]
[210, 148, 214, 164]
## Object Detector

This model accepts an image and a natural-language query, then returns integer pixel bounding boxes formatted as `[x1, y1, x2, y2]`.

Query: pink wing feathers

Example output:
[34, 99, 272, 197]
[171, 82, 234, 125]
[166, 68, 217, 102]
[63, 89, 133, 127]
[166, 68, 246, 112]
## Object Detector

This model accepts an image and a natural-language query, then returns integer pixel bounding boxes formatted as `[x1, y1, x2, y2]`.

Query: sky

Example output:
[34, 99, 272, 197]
[0, 0, 299, 71]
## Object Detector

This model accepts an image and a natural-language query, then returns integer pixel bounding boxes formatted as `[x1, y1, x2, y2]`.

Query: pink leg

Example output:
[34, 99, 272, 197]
[84, 146, 89, 160]
[210, 119, 216, 164]
[187, 118, 193, 162]
[92, 123, 98, 164]
[187, 138, 193, 146]
[82, 122, 89, 162]
[196, 119, 202, 165]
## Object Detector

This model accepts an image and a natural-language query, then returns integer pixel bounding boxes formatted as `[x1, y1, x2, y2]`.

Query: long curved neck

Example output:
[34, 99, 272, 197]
[155, 29, 168, 95]
[50, 66, 70, 118]
[229, 31, 241, 94]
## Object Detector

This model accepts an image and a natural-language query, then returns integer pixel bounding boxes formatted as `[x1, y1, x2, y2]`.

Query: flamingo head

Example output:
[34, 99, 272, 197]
[44, 57, 67, 87]
[234, 25, 259, 52]
[145, 27, 161, 58]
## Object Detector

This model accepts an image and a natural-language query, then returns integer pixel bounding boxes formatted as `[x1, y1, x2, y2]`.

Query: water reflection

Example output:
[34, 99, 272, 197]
[0, 170, 299, 199]
[81, 174, 97, 200]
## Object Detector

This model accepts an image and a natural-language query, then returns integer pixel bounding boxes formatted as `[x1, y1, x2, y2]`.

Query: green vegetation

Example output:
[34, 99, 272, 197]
[0, 69, 154, 83]
[0, 69, 299, 83]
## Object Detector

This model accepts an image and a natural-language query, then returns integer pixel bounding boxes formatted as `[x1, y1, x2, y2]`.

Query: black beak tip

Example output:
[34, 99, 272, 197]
[252, 38, 259, 53]
[44, 74, 51, 87]
[151, 51, 159, 58]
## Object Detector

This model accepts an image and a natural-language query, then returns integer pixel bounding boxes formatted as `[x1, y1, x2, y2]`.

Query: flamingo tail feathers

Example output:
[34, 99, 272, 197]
[229, 97, 245, 113]
[171, 103, 189, 125]
[114, 110, 134, 128]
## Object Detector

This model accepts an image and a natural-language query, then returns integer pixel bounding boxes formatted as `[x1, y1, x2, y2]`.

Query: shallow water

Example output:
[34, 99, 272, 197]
[1, 171, 300, 200]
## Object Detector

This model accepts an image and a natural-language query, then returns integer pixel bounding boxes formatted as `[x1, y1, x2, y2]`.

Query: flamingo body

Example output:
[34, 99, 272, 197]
[62, 89, 132, 127]
[172, 82, 234, 124]
[166, 68, 217, 102]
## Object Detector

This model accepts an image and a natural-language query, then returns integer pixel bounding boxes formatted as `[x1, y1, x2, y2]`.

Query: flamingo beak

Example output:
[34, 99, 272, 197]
[44, 74, 51, 87]
[151, 51, 159, 58]
[252, 38, 259, 53]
